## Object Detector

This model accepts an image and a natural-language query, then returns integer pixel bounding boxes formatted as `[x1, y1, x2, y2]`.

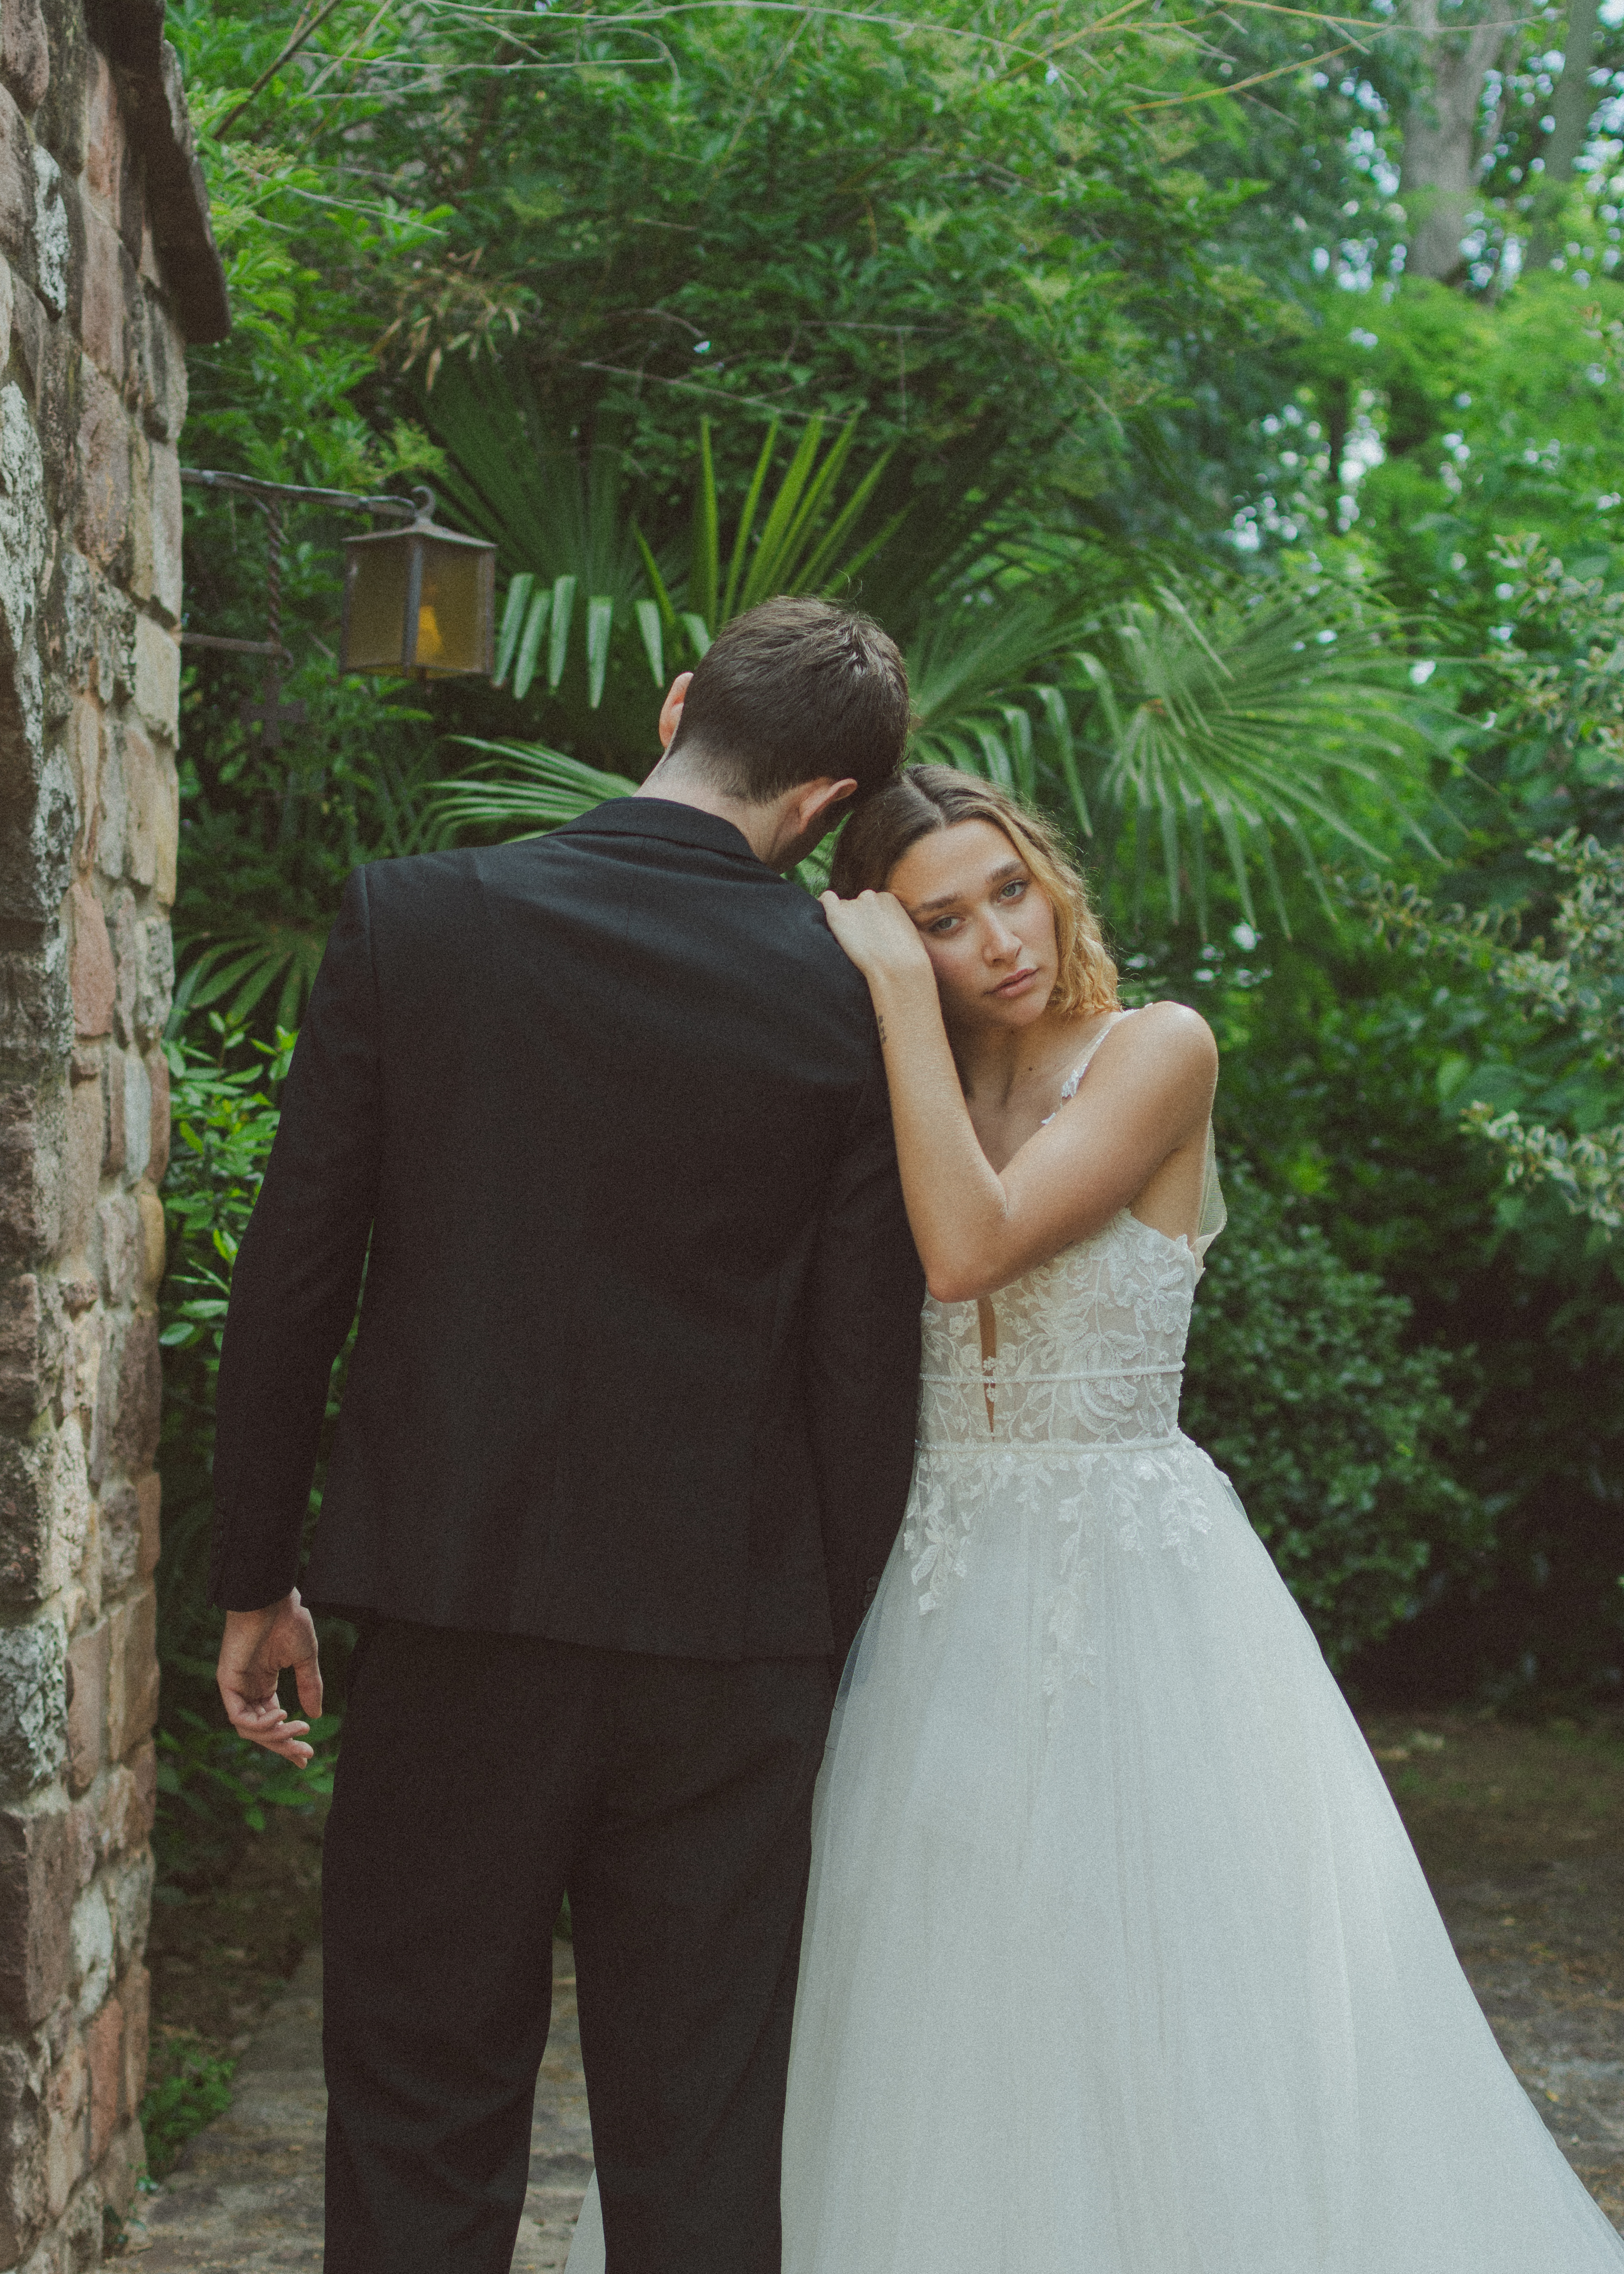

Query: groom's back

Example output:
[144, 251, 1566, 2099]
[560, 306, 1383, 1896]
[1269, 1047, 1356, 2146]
[281, 798, 919, 1657]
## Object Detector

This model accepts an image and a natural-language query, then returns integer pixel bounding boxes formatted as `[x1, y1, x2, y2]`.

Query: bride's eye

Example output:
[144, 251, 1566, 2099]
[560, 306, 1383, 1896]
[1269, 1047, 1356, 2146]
[927, 913, 962, 936]
[998, 878, 1028, 902]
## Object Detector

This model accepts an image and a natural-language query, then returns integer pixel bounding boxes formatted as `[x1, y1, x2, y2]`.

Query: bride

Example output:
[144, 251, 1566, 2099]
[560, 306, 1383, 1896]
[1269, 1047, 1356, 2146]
[568, 765, 1624, 2271]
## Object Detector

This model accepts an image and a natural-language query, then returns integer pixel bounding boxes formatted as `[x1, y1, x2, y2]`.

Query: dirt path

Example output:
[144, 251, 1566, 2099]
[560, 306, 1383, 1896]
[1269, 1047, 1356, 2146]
[123, 1942, 591, 2268]
[124, 1714, 1624, 2261]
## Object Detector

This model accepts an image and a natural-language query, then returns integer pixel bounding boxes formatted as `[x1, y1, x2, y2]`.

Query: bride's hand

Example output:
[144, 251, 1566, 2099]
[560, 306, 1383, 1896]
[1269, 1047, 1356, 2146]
[819, 889, 933, 986]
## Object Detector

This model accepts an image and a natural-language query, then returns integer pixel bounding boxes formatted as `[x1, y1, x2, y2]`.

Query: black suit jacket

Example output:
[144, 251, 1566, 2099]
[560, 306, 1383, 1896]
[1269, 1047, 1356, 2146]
[208, 799, 924, 1662]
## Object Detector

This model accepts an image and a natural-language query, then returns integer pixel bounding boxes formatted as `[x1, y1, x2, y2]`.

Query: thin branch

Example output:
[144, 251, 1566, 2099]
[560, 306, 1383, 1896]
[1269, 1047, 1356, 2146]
[217, 0, 356, 138]
[1126, 40, 1356, 107]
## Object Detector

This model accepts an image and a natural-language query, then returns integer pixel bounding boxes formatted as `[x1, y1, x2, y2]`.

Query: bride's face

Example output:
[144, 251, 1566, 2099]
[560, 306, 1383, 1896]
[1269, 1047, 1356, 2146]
[888, 819, 1059, 1031]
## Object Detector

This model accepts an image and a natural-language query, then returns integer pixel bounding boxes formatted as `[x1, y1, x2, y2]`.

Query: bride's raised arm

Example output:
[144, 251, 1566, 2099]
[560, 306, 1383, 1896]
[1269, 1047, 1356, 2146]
[820, 888, 1216, 1303]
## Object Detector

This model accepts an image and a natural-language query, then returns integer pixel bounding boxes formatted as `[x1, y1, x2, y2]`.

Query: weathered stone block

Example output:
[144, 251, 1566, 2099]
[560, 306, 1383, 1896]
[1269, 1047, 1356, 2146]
[133, 1189, 160, 1298]
[90, 719, 122, 880]
[0, 936, 72, 1069]
[29, 145, 64, 318]
[67, 884, 111, 1044]
[75, 205, 126, 390]
[98, 1043, 121, 1177]
[127, 1736, 154, 1843]
[108, 1311, 156, 1477]
[42, 2031, 84, 2212]
[98, 2115, 140, 2222]
[0, 1269, 43, 1418]
[0, 1615, 65, 1794]
[147, 439, 180, 625]
[133, 1470, 157, 1579]
[0, 0, 49, 116]
[0, 742, 77, 928]
[67, 1880, 109, 2022]
[0, 83, 31, 261]
[94, 1477, 134, 1597]
[143, 1048, 166, 1184]
[88, 1754, 140, 1867]
[0, 1801, 72, 2025]
[119, 1961, 146, 2117]
[62, 1618, 103, 1797]
[92, 1196, 134, 1308]
[109, 904, 169, 1048]
[130, 613, 175, 744]
[58, 1074, 97, 1263]
[103, 1585, 154, 1759]
[0, 1423, 47, 1602]
[0, 1079, 62, 1263]
[83, 1992, 118, 2164]
[131, 287, 184, 444]
[0, 1421, 88, 1610]
[62, 2170, 102, 2267]
[106, 1849, 149, 1972]
[73, 361, 127, 570]
[64, 693, 99, 872]
[62, 1308, 96, 1433]
[80, 47, 121, 213]
[118, 1048, 148, 1185]
[117, 718, 162, 896]
[0, 2037, 46, 2265]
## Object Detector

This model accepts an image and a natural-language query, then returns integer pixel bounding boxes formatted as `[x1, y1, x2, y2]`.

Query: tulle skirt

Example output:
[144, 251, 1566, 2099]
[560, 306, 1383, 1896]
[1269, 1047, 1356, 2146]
[568, 1434, 1624, 2271]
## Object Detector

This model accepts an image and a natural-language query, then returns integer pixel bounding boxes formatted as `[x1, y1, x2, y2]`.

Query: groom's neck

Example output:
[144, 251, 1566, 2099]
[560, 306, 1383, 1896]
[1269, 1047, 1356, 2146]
[636, 756, 782, 865]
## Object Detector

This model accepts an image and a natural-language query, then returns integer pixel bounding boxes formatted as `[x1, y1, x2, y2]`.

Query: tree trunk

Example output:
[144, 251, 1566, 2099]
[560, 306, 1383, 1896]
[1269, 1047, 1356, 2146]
[1400, 0, 1509, 282]
[1529, 0, 1602, 265]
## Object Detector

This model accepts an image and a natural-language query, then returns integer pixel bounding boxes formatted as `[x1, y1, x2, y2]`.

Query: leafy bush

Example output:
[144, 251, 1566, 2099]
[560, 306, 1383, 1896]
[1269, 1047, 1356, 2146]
[157, 1022, 345, 1873]
[156, 1712, 340, 1865]
[139, 2032, 237, 2180]
[158, 1020, 294, 1717]
[1181, 1161, 1483, 1671]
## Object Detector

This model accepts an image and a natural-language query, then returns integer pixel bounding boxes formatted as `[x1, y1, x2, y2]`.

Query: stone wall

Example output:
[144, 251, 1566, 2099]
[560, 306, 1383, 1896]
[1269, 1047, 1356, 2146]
[0, 4, 224, 2266]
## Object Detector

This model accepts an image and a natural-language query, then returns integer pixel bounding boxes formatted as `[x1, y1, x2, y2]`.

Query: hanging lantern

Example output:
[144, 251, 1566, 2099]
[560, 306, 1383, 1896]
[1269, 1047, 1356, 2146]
[340, 490, 496, 678]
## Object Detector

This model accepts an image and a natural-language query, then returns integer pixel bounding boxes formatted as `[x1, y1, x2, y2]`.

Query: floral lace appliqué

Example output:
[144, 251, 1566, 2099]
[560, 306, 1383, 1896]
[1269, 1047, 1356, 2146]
[906, 1205, 1215, 1729]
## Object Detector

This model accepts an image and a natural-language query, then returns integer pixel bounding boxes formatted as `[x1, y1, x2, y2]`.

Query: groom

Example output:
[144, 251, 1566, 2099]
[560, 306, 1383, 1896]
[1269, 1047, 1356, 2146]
[207, 597, 924, 2273]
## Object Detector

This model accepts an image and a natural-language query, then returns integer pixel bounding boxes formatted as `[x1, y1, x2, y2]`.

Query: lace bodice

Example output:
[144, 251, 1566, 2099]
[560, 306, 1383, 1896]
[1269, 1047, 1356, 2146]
[901, 1016, 1226, 1707]
[918, 1209, 1198, 1457]
[918, 1008, 1219, 1459]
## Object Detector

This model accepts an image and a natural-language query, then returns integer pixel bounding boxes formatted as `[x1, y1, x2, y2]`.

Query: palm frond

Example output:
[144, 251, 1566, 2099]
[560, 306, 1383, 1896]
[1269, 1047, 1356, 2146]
[907, 588, 1096, 837]
[426, 738, 638, 840]
[419, 363, 647, 710]
[170, 921, 330, 1035]
[1078, 582, 1448, 930]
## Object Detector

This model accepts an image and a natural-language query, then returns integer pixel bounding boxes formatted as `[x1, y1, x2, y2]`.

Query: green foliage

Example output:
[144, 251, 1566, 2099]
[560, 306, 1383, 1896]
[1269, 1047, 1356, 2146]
[155, 0, 1624, 1716]
[429, 741, 638, 841]
[1183, 1163, 1481, 1672]
[1076, 577, 1449, 930]
[160, 1021, 294, 1380]
[139, 2036, 237, 2181]
[155, 1024, 353, 1872]
[157, 1712, 340, 1853]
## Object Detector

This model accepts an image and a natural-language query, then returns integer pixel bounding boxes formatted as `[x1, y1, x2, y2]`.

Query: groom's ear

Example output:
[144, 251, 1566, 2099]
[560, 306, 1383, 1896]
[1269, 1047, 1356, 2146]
[805, 776, 860, 830]
[658, 672, 694, 751]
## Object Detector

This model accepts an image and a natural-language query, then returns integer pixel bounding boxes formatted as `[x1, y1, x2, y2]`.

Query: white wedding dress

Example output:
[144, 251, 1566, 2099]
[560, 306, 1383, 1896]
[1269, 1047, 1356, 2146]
[566, 1020, 1624, 2272]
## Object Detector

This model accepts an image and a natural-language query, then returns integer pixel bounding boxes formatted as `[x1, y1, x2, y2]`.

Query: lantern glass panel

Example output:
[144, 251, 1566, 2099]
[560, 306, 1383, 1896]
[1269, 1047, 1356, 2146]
[415, 539, 493, 676]
[343, 538, 411, 671]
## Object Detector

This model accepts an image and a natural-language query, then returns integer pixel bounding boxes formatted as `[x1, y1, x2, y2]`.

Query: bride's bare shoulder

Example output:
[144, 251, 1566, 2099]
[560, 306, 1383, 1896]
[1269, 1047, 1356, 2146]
[1103, 998, 1218, 1082]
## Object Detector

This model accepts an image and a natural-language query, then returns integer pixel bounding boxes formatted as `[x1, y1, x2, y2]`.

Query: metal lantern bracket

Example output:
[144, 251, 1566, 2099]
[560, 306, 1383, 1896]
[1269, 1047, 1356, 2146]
[177, 471, 479, 750]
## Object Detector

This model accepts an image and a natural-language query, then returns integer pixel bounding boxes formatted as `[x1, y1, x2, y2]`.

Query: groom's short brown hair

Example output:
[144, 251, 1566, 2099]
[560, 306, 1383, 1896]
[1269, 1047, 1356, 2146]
[665, 596, 910, 804]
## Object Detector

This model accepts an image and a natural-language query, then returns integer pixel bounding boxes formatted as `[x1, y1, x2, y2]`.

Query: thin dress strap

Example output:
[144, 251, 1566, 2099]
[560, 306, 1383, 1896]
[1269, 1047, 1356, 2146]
[1045, 1009, 1135, 1123]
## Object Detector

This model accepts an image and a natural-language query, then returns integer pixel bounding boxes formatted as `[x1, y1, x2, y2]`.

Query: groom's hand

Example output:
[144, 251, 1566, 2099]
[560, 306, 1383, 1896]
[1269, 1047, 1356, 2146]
[217, 1589, 323, 1765]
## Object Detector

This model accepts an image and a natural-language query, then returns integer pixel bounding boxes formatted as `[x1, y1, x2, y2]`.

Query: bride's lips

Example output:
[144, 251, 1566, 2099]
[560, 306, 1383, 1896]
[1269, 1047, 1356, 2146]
[989, 966, 1039, 998]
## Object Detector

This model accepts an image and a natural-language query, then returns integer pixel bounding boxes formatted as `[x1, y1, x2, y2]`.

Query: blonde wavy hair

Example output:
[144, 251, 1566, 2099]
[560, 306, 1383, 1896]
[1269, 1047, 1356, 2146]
[830, 764, 1119, 1018]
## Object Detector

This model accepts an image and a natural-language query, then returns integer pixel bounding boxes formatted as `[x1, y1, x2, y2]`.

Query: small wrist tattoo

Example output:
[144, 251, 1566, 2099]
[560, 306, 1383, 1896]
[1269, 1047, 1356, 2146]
[877, 1015, 888, 1046]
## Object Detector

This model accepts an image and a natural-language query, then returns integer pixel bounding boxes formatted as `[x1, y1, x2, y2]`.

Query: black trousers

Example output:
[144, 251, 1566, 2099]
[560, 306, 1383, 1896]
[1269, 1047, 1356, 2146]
[321, 1622, 833, 2274]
